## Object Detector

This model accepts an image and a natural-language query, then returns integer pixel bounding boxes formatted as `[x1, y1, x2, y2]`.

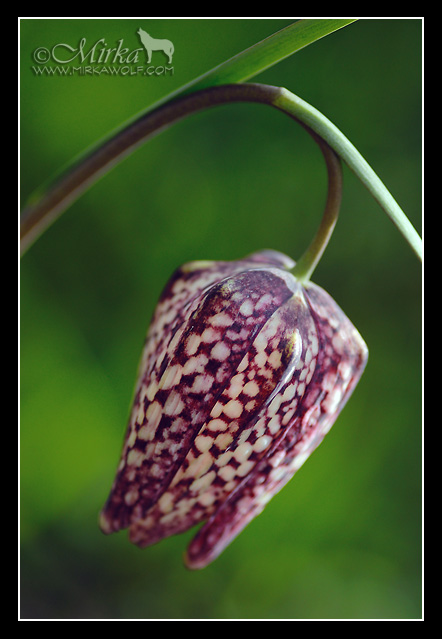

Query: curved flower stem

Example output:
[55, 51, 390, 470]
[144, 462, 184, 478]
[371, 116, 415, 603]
[273, 89, 422, 261]
[20, 83, 422, 267]
[290, 135, 342, 282]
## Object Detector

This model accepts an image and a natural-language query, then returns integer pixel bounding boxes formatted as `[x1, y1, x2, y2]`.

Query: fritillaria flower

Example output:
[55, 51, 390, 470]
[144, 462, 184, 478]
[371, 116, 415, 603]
[99, 249, 367, 569]
[17, 73, 418, 569]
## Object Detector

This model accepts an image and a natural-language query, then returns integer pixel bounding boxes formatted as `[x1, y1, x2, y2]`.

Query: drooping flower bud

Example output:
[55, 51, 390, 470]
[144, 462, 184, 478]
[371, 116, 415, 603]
[99, 250, 368, 569]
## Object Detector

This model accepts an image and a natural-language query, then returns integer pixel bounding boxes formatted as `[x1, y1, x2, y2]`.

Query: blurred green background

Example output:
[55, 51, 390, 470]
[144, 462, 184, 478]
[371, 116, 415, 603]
[20, 19, 422, 619]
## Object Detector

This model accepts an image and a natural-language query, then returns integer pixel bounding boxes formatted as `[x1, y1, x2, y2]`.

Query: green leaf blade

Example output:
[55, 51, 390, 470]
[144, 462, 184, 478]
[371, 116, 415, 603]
[180, 19, 358, 92]
[21, 19, 358, 253]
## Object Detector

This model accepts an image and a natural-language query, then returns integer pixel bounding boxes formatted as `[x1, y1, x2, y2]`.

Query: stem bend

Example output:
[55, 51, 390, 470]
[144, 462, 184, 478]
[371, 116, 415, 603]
[20, 83, 421, 265]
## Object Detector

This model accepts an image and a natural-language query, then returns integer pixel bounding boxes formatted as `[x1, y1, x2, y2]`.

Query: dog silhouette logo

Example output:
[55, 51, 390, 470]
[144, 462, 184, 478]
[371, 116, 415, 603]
[137, 28, 174, 64]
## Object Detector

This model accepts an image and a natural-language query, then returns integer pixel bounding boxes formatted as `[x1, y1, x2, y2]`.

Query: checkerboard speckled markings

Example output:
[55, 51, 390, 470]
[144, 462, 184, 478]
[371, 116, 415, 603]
[99, 250, 367, 569]
[185, 281, 368, 568]
[100, 252, 300, 534]
[128, 288, 316, 548]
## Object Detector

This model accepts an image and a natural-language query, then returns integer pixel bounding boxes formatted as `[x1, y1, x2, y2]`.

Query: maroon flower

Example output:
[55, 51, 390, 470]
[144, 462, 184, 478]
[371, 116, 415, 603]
[99, 250, 368, 569]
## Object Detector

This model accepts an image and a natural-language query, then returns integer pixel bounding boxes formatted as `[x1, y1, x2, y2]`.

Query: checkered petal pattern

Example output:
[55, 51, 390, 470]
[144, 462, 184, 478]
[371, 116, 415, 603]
[99, 250, 368, 569]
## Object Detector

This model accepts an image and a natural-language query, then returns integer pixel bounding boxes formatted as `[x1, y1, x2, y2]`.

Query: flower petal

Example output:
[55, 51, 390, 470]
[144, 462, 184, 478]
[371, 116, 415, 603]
[184, 281, 368, 569]
[100, 260, 297, 534]
[127, 289, 313, 548]
[99, 250, 368, 570]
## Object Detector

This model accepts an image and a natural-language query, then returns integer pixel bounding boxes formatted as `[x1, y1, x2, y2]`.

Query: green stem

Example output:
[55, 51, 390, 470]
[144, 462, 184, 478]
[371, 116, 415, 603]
[19, 84, 338, 257]
[20, 83, 422, 270]
[273, 89, 422, 261]
[21, 19, 357, 254]
[290, 137, 343, 282]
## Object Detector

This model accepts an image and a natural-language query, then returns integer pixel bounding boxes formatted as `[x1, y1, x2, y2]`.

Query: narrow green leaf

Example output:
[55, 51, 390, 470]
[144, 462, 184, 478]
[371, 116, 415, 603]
[106, 21, 358, 130]
[21, 19, 357, 252]
[177, 19, 357, 94]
